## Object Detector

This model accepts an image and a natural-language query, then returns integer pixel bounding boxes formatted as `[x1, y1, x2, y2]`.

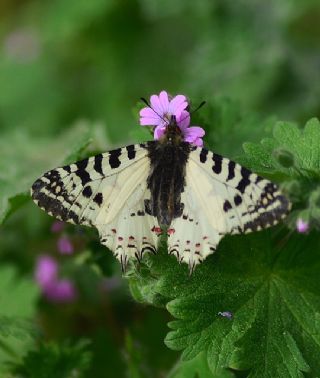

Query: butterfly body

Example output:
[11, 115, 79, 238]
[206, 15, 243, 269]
[31, 129, 291, 272]
[145, 140, 190, 226]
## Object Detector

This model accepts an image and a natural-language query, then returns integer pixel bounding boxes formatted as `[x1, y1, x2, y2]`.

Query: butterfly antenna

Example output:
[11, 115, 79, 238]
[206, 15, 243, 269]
[140, 97, 168, 124]
[140, 97, 150, 107]
[191, 100, 206, 114]
[179, 100, 206, 124]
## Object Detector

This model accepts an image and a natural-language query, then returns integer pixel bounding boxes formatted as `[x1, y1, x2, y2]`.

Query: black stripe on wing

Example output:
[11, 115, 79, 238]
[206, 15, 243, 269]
[194, 147, 291, 233]
[31, 144, 140, 224]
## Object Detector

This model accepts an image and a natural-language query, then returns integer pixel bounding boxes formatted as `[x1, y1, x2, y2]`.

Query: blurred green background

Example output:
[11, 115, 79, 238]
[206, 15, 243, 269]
[1, 0, 320, 376]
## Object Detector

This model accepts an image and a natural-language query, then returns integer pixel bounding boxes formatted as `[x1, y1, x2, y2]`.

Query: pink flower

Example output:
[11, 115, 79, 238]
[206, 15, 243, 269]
[296, 218, 309, 233]
[57, 236, 74, 255]
[139, 91, 205, 147]
[43, 279, 77, 303]
[51, 221, 65, 233]
[34, 254, 77, 303]
[140, 91, 188, 127]
[35, 255, 58, 287]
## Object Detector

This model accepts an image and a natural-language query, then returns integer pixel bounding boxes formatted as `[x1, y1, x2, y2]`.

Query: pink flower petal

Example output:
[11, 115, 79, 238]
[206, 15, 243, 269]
[296, 218, 309, 233]
[51, 221, 65, 233]
[57, 236, 74, 255]
[154, 125, 166, 140]
[176, 111, 190, 131]
[193, 137, 203, 147]
[150, 94, 162, 114]
[183, 127, 205, 146]
[169, 95, 188, 116]
[184, 126, 205, 139]
[44, 279, 77, 303]
[159, 91, 169, 113]
[140, 117, 161, 126]
[35, 255, 58, 288]
[139, 107, 158, 118]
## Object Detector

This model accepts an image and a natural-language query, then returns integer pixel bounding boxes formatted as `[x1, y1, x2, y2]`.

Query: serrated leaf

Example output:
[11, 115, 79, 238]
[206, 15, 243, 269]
[0, 122, 93, 223]
[10, 339, 92, 378]
[240, 118, 320, 180]
[168, 352, 234, 378]
[131, 230, 320, 377]
[131, 114, 320, 378]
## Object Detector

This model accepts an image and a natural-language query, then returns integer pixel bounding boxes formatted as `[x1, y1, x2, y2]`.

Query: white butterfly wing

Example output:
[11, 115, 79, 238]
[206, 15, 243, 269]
[31, 144, 160, 268]
[167, 147, 291, 271]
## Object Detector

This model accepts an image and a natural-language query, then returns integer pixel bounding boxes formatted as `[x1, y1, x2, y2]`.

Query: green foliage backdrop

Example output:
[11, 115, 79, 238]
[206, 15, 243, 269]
[1, 0, 320, 376]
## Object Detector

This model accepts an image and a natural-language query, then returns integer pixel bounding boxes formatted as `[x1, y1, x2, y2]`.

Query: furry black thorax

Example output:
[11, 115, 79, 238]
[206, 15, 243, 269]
[144, 120, 192, 226]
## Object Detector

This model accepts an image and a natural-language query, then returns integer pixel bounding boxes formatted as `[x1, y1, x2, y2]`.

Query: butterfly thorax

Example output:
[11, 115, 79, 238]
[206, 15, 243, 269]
[145, 131, 191, 227]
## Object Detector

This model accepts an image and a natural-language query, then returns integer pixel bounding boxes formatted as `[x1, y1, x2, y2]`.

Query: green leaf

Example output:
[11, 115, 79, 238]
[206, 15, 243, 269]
[0, 266, 39, 331]
[129, 117, 320, 377]
[0, 266, 39, 372]
[240, 118, 320, 180]
[193, 97, 276, 159]
[131, 230, 320, 377]
[10, 339, 92, 378]
[0, 122, 93, 224]
[168, 352, 234, 378]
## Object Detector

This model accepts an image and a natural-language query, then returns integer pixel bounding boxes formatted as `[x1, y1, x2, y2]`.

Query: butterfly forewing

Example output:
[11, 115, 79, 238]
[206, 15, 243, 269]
[190, 147, 291, 233]
[31, 144, 161, 269]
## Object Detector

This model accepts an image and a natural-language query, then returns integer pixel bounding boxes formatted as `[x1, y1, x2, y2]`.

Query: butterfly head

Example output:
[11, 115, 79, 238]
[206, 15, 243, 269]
[160, 115, 183, 145]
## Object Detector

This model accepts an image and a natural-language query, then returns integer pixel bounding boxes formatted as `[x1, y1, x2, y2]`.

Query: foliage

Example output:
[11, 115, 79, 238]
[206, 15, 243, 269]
[0, 266, 39, 373]
[1, 0, 320, 376]
[0, 123, 93, 224]
[10, 340, 92, 378]
[129, 118, 320, 377]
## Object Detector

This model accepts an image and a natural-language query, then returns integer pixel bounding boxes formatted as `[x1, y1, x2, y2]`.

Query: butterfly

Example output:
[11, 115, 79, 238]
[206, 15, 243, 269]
[31, 94, 291, 273]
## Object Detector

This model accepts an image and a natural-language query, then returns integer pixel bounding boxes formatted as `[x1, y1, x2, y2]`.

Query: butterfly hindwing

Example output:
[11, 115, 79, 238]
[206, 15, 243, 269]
[167, 146, 291, 270]
[31, 143, 161, 268]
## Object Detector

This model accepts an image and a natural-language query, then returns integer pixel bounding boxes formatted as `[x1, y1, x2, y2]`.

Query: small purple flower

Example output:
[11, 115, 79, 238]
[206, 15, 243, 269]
[35, 254, 77, 304]
[57, 236, 74, 255]
[35, 255, 58, 288]
[43, 279, 77, 303]
[218, 311, 233, 320]
[139, 91, 205, 147]
[140, 91, 188, 127]
[51, 221, 65, 233]
[296, 218, 309, 233]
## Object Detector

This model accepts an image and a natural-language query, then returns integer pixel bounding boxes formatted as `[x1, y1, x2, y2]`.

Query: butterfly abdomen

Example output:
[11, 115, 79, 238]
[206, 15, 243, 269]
[145, 141, 191, 226]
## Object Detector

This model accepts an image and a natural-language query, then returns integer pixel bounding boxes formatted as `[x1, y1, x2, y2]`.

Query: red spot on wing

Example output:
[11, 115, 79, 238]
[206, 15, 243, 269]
[151, 226, 162, 235]
[167, 228, 175, 235]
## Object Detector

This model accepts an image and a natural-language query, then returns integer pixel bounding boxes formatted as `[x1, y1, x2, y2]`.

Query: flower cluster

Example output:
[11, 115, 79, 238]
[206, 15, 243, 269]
[139, 90, 205, 147]
[35, 221, 76, 303]
[35, 255, 76, 303]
